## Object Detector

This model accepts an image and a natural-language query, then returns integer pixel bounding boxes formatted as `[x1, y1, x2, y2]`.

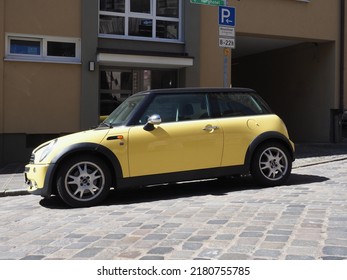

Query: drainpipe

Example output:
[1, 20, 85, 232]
[340, 0, 345, 113]
[331, 0, 345, 142]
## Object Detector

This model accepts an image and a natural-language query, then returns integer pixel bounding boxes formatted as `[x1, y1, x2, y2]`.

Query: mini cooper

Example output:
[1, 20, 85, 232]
[25, 88, 295, 207]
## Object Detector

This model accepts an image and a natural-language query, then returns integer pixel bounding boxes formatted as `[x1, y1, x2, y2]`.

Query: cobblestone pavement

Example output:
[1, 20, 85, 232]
[0, 145, 346, 260]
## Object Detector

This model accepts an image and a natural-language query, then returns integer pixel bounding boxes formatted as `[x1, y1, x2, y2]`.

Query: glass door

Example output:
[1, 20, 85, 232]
[99, 68, 178, 118]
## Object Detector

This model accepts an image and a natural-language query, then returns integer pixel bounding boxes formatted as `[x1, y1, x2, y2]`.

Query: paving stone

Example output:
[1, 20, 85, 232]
[162, 223, 181, 228]
[321, 256, 346, 260]
[188, 235, 210, 242]
[219, 253, 250, 260]
[65, 233, 85, 238]
[239, 232, 264, 238]
[21, 255, 45, 260]
[140, 224, 160, 229]
[215, 234, 235, 240]
[254, 249, 281, 258]
[79, 236, 101, 243]
[104, 234, 126, 240]
[245, 226, 267, 231]
[65, 243, 89, 249]
[182, 242, 203, 250]
[147, 247, 174, 255]
[285, 255, 315, 260]
[322, 246, 347, 256]
[267, 230, 292, 235]
[140, 255, 165, 260]
[265, 235, 289, 242]
[259, 242, 286, 250]
[143, 234, 167, 241]
[118, 251, 142, 259]
[291, 240, 319, 247]
[198, 249, 223, 259]
[207, 219, 228, 225]
[72, 248, 104, 258]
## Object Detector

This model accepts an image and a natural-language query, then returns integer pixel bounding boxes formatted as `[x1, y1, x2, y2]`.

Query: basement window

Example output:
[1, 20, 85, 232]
[47, 41, 76, 58]
[6, 34, 81, 63]
[10, 39, 41, 56]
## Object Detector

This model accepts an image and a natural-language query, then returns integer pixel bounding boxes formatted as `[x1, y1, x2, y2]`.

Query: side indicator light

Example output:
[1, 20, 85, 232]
[107, 135, 124, 140]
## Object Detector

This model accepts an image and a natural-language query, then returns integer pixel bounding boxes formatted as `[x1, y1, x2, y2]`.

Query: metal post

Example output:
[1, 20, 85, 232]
[340, 0, 345, 113]
[223, 0, 229, 87]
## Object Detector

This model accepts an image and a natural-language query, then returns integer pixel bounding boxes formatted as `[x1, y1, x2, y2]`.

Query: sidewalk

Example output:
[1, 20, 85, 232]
[1, 143, 347, 197]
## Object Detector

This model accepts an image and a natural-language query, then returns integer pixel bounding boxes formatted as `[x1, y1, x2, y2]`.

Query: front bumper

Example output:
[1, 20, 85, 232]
[25, 163, 50, 196]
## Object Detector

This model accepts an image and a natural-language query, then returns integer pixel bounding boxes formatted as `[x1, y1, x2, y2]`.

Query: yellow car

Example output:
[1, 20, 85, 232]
[25, 88, 295, 207]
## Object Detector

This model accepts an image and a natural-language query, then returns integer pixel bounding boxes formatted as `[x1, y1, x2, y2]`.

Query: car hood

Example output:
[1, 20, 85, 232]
[32, 128, 117, 164]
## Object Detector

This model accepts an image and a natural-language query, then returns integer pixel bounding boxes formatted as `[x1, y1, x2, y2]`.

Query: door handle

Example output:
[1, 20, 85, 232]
[203, 125, 219, 132]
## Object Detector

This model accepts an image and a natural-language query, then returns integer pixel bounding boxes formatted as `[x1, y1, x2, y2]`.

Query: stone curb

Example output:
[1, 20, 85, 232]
[293, 156, 347, 169]
[0, 189, 29, 197]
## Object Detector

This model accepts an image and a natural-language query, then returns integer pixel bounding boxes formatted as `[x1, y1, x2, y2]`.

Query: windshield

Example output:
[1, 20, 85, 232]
[102, 95, 146, 127]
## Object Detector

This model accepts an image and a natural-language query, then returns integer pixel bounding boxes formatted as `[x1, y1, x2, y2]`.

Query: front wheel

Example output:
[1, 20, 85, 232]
[56, 155, 111, 207]
[251, 142, 292, 186]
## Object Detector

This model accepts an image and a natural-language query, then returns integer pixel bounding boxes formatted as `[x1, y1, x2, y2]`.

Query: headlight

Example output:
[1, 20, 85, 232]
[39, 139, 58, 162]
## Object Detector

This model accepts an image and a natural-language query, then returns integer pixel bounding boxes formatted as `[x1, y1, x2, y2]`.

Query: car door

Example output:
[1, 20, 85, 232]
[127, 93, 224, 177]
[212, 92, 270, 167]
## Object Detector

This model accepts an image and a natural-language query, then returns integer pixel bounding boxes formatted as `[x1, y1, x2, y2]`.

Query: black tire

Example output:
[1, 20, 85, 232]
[56, 155, 111, 207]
[251, 142, 292, 186]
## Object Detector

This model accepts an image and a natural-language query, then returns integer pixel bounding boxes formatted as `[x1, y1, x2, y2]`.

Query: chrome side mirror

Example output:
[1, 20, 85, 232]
[148, 114, 162, 125]
[144, 114, 162, 131]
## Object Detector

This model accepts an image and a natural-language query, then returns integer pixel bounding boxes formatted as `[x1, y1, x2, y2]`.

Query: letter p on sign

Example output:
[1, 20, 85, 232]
[219, 6, 236, 27]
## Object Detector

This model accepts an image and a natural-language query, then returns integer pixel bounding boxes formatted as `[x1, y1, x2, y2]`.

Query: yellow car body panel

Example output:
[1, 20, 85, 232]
[99, 127, 130, 177]
[128, 120, 223, 177]
[219, 115, 292, 166]
[25, 163, 50, 192]
[31, 129, 109, 165]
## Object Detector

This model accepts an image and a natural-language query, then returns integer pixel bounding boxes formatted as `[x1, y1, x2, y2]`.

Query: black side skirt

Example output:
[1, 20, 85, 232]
[117, 165, 247, 188]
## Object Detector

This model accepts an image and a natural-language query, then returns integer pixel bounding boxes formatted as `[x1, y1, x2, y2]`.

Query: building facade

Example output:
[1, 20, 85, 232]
[0, 0, 346, 164]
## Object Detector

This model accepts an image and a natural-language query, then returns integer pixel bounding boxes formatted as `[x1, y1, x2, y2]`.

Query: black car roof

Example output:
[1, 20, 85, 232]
[133, 87, 256, 96]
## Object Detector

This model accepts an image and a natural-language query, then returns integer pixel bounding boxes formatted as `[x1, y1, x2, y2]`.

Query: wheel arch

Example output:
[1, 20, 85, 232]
[43, 143, 122, 197]
[244, 132, 295, 171]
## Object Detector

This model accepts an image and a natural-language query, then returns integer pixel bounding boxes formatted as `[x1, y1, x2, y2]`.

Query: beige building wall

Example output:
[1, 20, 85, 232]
[3, 0, 81, 134]
[0, 0, 4, 135]
[344, 2, 347, 110]
[234, 0, 339, 41]
[1, 0, 81, 162]
[4, 62, 80, 134]
[4, 0, 80, 37]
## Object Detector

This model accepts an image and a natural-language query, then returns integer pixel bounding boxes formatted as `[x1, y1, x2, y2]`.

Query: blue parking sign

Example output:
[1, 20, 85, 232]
[219, 6, 236, 27]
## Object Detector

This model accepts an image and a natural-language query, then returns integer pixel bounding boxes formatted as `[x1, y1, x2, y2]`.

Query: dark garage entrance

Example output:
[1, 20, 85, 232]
[231, 36, 337, 143]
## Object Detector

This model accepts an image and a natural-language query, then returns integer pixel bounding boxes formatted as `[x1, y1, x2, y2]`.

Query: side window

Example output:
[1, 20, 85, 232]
[215, 92, 266, 117]
[6, 34, 81, 63]
[138, 93, 210, 124]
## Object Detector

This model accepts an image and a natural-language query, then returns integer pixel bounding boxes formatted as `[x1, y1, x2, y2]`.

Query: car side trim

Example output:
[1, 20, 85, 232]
[117, 165, 248, 188]
[244, 131, 295, 170]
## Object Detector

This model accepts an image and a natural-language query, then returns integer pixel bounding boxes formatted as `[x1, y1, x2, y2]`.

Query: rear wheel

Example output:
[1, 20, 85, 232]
[251, 142, 292, 186]
[56, 155, 111, 207]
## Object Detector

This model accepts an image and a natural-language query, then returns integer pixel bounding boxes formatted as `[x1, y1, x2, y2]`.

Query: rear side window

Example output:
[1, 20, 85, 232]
[213, 92, 271, 117]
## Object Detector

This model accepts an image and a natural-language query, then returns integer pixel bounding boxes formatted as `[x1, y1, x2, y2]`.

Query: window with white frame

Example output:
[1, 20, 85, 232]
[6, 34, 81, 63]
[99, 0, 182, 42]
